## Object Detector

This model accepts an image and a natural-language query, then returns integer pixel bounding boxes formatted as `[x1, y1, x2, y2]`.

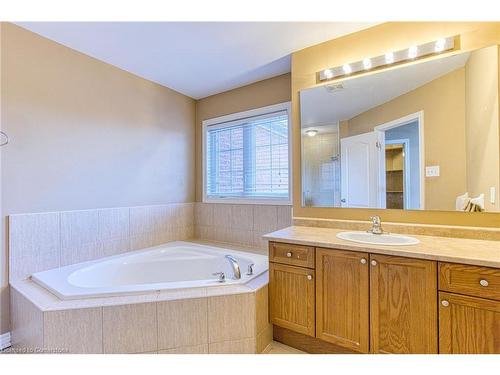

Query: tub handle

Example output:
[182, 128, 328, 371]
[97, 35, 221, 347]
[212, 272, 226, 282]
[247, 264, 254, 276]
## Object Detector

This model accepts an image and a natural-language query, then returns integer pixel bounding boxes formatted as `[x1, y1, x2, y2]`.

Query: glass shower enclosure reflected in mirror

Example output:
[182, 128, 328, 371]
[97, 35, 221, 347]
[301, 124, 340, 207]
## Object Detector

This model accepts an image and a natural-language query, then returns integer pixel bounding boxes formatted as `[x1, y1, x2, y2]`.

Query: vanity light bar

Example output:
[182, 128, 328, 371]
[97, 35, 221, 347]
[318, 36, 456, 82]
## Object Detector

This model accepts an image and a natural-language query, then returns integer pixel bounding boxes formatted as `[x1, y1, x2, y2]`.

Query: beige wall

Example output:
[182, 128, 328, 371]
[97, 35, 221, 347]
[345, 68, 467, 211]
[0, 24, 196, 334]
[195, 73, 291, 201]
[465, 46, 500, 211]
[292, 22, 500, 227]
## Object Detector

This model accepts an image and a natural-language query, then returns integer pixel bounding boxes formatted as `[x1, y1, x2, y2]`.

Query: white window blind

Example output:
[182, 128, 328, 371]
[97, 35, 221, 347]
[205, 109, 289, 201]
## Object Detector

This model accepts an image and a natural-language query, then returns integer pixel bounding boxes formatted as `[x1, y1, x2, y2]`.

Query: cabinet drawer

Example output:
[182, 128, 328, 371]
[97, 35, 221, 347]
[439, 262, 500, 301]
[269, 242, 315, 268]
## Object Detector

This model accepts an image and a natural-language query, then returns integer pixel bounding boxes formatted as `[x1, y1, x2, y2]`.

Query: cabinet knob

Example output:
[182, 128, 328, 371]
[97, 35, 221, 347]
[360, 258, 367, 264]
[286, 252, 292, 258]
[441, 300, 449, 307]
[371, 260, 377, 266]
[479, 279, 489, 287]
[307, 275, 313, 280]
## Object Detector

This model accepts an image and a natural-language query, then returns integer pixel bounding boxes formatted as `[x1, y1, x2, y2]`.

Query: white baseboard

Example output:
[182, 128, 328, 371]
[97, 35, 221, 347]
[0, 332, 11, 350]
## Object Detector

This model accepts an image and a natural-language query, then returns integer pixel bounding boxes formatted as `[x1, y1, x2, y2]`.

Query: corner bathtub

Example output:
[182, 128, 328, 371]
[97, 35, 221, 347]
[31, 241, 268, 300]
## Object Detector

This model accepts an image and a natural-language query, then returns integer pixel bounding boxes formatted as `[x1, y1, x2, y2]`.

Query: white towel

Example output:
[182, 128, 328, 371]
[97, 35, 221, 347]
[456, 192, 469, 211]
[470, 193, 485, 210]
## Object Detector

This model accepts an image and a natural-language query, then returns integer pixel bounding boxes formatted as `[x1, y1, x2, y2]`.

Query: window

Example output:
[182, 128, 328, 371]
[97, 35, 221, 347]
[203, 103, 291, 203]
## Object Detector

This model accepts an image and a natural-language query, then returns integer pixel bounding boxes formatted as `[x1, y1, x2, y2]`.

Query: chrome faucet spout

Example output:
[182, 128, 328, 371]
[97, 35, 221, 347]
[225, 255, 241, 280]
[368, 216, 384, 235]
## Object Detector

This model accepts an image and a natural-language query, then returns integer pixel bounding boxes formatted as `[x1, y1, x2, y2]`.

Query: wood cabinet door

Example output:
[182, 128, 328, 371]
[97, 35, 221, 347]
[370, 254, 438, 353]
[316, 248, 369, 352]
[439, 292, 500, 354]
[269, 262, 315, 337]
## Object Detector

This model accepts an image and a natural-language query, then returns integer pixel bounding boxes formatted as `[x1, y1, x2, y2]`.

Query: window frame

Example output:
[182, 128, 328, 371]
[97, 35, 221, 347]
[202, 101, 292, 205]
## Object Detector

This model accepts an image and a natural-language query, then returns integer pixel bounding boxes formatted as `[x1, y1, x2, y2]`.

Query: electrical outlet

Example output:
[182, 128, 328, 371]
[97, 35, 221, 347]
[425, 165, 440, 177]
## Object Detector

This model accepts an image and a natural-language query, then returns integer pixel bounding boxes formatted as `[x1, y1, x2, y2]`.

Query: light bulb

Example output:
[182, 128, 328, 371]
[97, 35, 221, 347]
[342, 64, 352, 75]
[385, 52, 394, 64]
[305, 129, 318, 137]
[408, 46, 418, 59]
[363, 58, 372, 70]
[323, 69, 333, 79]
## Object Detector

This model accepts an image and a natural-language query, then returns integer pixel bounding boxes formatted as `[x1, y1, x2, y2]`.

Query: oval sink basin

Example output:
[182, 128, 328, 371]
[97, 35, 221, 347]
[336, 231, 420, 246]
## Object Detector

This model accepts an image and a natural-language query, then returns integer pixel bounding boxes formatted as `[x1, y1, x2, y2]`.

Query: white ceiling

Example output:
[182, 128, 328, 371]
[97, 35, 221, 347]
[16, 22, 377, 99]
[300, 51, 471, 128]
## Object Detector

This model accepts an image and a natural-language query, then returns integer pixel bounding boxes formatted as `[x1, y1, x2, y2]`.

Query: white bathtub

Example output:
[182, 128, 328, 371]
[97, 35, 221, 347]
[31, 241, 268, 300]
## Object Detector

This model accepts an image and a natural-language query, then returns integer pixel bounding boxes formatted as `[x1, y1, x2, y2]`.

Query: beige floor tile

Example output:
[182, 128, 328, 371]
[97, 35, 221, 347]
[208, 293, 255, 343]
[209, 338, 256, 354]
[44, 307, 102, 354]
[159, 344, 209, 354]
[103, 302, 157, 354]
[256, 324, 273, 353]
[264, 341, 306, 354]
[157, 298, 208, 350]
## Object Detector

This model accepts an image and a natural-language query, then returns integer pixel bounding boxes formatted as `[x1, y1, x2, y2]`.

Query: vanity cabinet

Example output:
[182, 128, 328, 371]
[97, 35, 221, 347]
[269, 262, 315, 336]
[269, 241, 499, 354]
[369, 254, 438, 353]
[315, 248, 369, 352]
[439, 292, 500, 353]
[438, 263, 500, 354]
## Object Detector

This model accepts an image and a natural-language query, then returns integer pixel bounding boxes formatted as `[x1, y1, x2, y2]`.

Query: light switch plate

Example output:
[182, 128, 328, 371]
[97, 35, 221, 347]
[425, 165, 440, 177]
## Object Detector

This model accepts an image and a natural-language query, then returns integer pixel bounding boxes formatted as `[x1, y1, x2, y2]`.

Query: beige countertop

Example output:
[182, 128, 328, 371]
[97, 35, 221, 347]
[264, 226, 500, 268]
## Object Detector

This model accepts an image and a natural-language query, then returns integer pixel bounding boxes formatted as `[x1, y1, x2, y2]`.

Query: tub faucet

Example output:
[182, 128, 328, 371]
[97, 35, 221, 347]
[225, 255, 241, 280]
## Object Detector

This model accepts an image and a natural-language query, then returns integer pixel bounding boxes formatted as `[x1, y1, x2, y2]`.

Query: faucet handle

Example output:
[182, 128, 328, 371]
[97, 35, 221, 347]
[212, 272, 225, 282]
[246, 264, 255, 276]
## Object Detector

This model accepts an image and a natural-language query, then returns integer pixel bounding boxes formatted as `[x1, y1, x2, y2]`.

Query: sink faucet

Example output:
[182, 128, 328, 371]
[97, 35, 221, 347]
[225, 255, 241, 280]
[368, 216, 384, 235]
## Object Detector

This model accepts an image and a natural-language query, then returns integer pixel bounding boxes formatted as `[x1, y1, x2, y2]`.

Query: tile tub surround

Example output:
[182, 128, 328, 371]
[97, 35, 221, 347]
[8, 203, 195, 281]
[195, 203, 292, 249]
[9, 273, 271, 354]
[8, 202, 289, 282]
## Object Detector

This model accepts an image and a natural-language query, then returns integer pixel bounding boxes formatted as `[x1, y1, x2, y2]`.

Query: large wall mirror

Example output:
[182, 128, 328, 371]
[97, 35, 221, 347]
[300, 45, 500, 212]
